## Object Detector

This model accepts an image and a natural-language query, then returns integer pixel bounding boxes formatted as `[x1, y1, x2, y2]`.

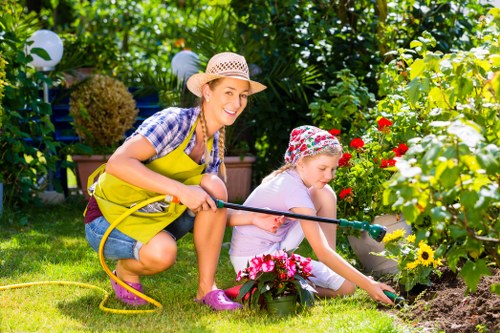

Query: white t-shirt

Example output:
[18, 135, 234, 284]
[229, 169, 316, 257]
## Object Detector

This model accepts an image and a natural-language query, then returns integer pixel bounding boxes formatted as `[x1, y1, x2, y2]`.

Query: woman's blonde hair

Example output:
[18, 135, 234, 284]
[198, 79, 227, 182]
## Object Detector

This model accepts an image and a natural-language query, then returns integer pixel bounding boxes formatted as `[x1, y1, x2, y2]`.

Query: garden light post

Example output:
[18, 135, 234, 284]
[27, 29, 64, 194]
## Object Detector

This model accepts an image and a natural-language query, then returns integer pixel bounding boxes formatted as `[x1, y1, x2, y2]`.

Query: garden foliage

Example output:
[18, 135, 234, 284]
[0, 2, 60, 209]
[381, 10, 500, 292]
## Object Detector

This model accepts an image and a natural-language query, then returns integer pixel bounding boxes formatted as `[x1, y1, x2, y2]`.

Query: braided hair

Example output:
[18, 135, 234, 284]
[199, 79, 227, 182]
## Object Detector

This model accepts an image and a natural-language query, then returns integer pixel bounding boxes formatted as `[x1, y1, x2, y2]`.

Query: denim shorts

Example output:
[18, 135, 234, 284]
[85, 210, 195, 260]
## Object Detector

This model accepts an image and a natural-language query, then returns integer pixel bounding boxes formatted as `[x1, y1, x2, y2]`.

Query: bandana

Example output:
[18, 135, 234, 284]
[284, 125, 340, 165]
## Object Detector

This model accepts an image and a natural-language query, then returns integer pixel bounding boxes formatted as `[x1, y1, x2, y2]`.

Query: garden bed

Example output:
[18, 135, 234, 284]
[383, 267, 499, 332]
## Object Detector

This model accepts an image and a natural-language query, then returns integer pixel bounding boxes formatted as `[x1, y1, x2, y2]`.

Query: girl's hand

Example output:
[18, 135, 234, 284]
[365, 280, 395, 305]
[252, 214, 285, 233]
[178, 185, 217, 213]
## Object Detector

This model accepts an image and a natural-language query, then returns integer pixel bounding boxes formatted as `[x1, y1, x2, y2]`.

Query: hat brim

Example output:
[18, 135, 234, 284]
[186, 73, 267, 97]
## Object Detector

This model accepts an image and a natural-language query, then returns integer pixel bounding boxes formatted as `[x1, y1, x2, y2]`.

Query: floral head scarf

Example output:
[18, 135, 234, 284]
[284, 125, 341, 165]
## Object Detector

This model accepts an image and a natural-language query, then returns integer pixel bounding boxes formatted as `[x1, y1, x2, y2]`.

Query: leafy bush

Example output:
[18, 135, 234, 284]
[382, 10, 500, 292]
[0, 2, 60, 209]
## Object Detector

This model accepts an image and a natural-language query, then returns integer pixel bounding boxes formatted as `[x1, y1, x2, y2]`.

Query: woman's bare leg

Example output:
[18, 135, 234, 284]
[194, 174, 228, 299]
[115, 231, 177, 283]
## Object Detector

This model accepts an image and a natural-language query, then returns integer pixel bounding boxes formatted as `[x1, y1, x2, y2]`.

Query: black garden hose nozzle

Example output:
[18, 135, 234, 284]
[213, 198, 387, 242]
[383, 290, 406, 307]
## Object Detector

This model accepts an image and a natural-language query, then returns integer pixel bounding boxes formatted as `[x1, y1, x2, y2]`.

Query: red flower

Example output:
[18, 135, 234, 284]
[349, 138, 364, 150]
[338, 152, 352, 167]
[393, 143, 409, 157]
[377, 117, 393, 131]
[380, 159, 396, 168]
[328, 128, 341, 136]
[339, 188, 353, 199]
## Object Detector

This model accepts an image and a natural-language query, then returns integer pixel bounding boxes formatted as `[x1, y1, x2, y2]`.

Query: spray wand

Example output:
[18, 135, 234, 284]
[212, 198, 387, 242]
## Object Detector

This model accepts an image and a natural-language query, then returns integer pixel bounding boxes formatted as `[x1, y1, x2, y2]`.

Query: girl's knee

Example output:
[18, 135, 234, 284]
[337, 280, 356, 296]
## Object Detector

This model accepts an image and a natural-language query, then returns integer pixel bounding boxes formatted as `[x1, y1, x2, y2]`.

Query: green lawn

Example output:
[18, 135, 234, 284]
[0, 197, 419, 333]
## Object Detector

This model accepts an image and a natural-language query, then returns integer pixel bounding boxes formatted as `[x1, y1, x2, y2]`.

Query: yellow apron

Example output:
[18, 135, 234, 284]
[90, 121, 212, 243]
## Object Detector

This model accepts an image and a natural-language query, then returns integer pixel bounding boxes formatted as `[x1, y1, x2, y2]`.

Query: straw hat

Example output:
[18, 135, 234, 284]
[186, 52, 267, 97]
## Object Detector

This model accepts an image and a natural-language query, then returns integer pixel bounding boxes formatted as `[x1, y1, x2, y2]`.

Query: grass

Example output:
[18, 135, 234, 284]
[0, 196, 420, 333]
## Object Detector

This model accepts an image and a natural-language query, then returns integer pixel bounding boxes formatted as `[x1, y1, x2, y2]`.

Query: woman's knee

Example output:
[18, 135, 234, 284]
[200, 174, 228, 201]
[139, 232, 177, 272]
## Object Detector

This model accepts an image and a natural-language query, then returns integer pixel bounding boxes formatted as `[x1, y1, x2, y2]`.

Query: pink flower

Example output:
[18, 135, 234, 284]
[262, 259, 275, 272]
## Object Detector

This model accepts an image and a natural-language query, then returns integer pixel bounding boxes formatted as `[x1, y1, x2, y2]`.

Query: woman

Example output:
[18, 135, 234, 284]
[84, 52, 267, 311]
[227, 125, 395, 305]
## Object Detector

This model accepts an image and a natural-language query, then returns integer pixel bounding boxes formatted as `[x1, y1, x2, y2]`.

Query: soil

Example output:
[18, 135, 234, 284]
[383, 267, 500, 332]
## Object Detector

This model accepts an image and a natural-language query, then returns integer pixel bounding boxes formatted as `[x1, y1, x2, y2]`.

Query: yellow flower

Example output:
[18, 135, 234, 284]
[417, 241, 435, 267]
[406, 260, 420, 270]
[406, 234, 416, 243]
[383, 228, 406, 244]
[433, 257, 443, 268]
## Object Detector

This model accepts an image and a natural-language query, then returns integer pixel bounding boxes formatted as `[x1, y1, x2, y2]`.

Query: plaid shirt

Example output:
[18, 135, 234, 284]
[130, 106, 220, 173]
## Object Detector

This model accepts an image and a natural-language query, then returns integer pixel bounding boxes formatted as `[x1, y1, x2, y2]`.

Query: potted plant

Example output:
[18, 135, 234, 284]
[331, 117, 413, 275]
[69, 74, 138, 200]
[235, 250, 316, 316]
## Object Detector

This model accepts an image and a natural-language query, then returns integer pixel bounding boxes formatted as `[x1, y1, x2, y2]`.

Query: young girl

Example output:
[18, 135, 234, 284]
[228, 125, 395, 305]
[84, 52, 267, 311]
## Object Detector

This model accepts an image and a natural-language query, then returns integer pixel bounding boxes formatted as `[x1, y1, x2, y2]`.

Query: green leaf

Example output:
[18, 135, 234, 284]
[29, 47, 52, 61]
[459, 259, 491, 292]
[491, 284, 500, 296]
[406, 78, 422, 105]
[409, 59, 425, 80]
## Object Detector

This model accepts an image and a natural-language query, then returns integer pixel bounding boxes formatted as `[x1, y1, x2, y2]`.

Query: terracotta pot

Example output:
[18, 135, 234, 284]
[220, 156, 256, 202]
[72, 154, 110, 201]
[348, 214, 411, 276]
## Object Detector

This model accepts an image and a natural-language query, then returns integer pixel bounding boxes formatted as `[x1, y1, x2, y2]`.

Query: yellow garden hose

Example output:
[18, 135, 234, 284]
[0, 194, 170, 314]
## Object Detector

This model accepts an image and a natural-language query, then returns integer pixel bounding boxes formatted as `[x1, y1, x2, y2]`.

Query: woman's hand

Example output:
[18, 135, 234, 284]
[177, 185, 217, 213]
[252, 214, 285, 233]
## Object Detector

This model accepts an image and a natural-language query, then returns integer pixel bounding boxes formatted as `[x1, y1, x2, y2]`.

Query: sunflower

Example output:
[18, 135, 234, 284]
[382, 228, 406, 244]
[406, 260, 420, 270]
[417, 241, 435, 267]
[406, 234, 416, 243]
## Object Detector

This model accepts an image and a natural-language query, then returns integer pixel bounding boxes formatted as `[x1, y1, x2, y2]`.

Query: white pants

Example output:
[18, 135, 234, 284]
[230, 222, 345, 291]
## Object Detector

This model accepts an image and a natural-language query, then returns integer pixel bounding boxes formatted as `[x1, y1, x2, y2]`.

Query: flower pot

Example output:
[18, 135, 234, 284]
[264, 293, 297, 316]
[72, 154, 110, 201]
[348, 214, 411, 276]
[220, 155, 256, 202]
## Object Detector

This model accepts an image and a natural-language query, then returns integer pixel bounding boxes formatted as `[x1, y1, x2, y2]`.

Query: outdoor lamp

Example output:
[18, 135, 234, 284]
[171, 49, 199, 81]
[27, 29, 64, 71]
[26, 29, 64, 196]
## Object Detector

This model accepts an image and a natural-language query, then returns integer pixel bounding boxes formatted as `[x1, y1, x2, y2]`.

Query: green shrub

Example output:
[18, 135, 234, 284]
[382, 10, 500, 292]
[0, 2, 60, 209]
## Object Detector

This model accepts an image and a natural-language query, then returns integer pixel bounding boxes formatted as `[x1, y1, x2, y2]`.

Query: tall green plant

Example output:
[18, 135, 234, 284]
[381, 10, 500, 292]
[0, 2, 59, 209]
